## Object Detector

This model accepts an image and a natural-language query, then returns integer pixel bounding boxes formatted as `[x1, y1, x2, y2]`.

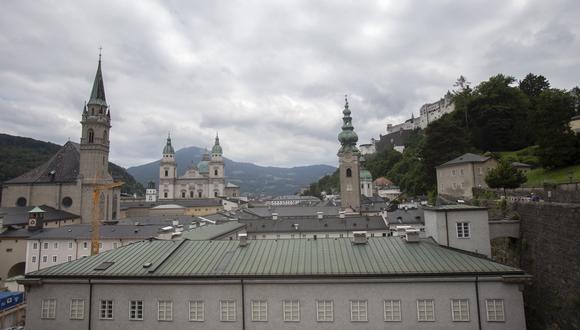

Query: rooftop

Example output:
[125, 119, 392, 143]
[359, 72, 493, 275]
[24, 224, 162, 240]
[241, 206, 341, 219]
[120, 198, 222, 210]
[180, 221, 246, 240]
[436, 153, 491, 168]
[26, 237, 524, 279]
[0, 205, 79, 226]
[241, 215, 387, 234]
[423, 204, 488, 211]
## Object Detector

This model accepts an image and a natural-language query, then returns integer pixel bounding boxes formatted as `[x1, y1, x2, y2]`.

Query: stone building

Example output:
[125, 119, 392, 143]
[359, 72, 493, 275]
[337, 97, 361, 211]
[436, 153, 498, 200]
[0, 57, 121, 224]
[21, 236, 529, 329]
[158, 134, 231, 200]
[417, 91, 455, 129]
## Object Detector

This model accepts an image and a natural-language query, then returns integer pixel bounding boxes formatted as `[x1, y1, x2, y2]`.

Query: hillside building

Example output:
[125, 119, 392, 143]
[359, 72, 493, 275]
[0, 57, 121, 224]
[436, 153, 498, 200]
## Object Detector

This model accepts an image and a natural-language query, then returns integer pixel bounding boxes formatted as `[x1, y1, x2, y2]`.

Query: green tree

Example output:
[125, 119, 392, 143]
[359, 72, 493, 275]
[534, 89, 579, 168]
[519, 73, 550, 99]
[485, 160, 527, 196]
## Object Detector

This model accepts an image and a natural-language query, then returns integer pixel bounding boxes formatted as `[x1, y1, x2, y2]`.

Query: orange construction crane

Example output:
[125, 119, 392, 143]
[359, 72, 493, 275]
[91, 181, 124, 255]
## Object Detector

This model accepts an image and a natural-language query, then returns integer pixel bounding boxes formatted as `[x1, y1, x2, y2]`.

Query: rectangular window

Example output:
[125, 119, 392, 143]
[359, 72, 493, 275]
[113, 242, 118, 249]
[130, 300, 143, 321]
[99, 242, 103, 249]
[83, 242, 88, 249]
[41, 298, 56, 319]
[457, 222, 471, 238]
[68, 242, 73, 249]
[70, 299, 85, 320]
[452, 169, 456, 176]
[53, 242, 58, 249]
[350, 300, 368, 322]
[220, 300, 236, 322]
[283, 300, 300, 322]
[52, 255, 57, 263]
[486, 299, 505, 322]
[67, 255, 72, 262]
[189, 300, 204, 321]
[384, 299, 402, 321]
[251, 300, 267, 322]
[316, 300, 333, 322]
[460, 169, 464, 176]
[158, 300, 173, 321]
[42, 255, 48, 263]
[99, 300, 113, 320]
[43, 242, 49, 249]
[417, 299, 435, 321]
[32, 256, 37, 263]
[33, 242, 38, 249]
[451, 299, 469, 321]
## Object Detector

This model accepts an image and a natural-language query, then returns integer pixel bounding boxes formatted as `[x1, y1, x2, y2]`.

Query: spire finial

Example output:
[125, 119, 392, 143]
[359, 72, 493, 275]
[345, 94, 349, 108]
[98, 46, 102, 61]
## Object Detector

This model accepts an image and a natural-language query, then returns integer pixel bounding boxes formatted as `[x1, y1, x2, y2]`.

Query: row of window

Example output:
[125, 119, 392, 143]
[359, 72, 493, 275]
[32, 242, 120, 250]
[40, 298, 506, 323]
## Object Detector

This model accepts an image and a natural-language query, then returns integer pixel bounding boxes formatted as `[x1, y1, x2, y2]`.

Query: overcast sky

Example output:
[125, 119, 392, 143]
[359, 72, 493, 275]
[1, 0, 579, 168]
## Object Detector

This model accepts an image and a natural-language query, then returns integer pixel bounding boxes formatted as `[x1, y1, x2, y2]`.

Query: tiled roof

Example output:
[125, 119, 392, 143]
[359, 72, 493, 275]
[386, 208, 424, 225]
[120, 198, 222, 210]
[436, 153, 491, 168]
[4, 142, 80, 184]
[241, 215, 387, 234]
[180, 221, 246, 240]
[27, 237, 524, 278]
[0, 205, 79, 226]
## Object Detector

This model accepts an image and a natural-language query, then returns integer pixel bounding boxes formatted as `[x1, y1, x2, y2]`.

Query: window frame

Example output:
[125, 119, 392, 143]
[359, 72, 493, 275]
[99, 299, 114, 320]
[316, 300, 333, 322]
[282, 300, 300, 322]
[188, 300, 204, 322]
[384, 299, 402, 322]
[129, 300, 143, 321]
[451, 299, 470, 322]
[220, 300, 236, 322]
[417, 299, 435, 322]
[157, 300, 173, 321]
[41, 298, 57, 319]
[350, 300, 368, 322]
[486, 299, 505, 322]
[70, 298, 85, 320]
[251, 300, 268, 322]
[456, 222, 471, 238]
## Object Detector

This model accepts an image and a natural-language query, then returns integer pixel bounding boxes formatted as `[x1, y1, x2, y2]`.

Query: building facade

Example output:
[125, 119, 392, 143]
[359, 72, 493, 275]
[0, 57, 121, 224]
[21, 237, 529, 329]
[158, 134, 226, 200]
[436, 153, 498, 200]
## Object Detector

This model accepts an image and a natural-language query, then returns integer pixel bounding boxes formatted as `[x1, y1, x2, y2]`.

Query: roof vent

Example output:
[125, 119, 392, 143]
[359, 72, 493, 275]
[238, 233, 249, 247]
[352, 231, 368, 245]
[403, 229, 420, 243]
[272, 213, 278, 220]
[339, 211, 346, 219]
[143, 262, 152, 268]
[317, 211, 324, 220]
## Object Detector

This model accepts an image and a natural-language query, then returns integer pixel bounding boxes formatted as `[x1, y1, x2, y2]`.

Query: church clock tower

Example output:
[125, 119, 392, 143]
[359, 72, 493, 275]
[337, 96, 361, 211]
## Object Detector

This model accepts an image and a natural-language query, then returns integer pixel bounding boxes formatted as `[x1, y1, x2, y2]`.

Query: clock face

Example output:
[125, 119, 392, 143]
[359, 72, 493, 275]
[29, 219, 37, 226]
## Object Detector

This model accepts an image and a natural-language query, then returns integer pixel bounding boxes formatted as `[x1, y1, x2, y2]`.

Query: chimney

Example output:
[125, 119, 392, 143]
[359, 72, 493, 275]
[352, 231, 368, 244]
[238, 233, 249, 247]
[272, 213, 278, 220]
[403, 228, 420, 243]
[317, 211, 324, 220]
[339, 211, 346, 219]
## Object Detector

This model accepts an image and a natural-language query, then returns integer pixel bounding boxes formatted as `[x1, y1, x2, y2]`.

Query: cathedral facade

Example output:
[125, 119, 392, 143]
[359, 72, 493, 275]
[158, 134, 227, 199]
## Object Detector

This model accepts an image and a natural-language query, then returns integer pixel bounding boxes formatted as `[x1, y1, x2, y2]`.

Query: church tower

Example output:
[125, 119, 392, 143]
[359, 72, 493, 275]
[209, 133, 225, 197]
[337, 96, 361, 211]
[79, 55, 119, 223]
[159, 133, 177, 199]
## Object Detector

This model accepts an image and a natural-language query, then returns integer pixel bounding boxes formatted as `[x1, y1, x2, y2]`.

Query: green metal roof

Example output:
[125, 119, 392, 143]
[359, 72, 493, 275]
[180, 221, 246, 240]
[28, 237, 523, 279]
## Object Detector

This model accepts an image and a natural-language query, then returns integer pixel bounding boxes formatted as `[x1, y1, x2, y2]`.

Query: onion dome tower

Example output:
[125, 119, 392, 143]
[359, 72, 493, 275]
[337, 96, 361, 211]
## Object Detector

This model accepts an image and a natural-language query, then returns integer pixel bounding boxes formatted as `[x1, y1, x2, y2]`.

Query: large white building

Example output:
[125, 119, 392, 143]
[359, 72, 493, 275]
[386, 92, 455, 134]
[21, 236, 529, 329]
[158, 134, 227, 199]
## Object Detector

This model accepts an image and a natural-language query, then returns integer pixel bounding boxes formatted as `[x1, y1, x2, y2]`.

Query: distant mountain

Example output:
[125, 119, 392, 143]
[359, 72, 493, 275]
[0, 133, 144, 195]
[126, 146, 336, 196]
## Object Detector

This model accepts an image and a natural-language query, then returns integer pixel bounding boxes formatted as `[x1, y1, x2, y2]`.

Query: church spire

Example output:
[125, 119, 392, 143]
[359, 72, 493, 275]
[338, 95, 359, 154]
[163, 132, 175, 155]
[88, 52, 107, 107]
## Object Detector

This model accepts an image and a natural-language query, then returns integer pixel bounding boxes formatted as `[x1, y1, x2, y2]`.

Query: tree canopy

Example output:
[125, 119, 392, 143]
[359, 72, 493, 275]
[485, 160, 527, 194]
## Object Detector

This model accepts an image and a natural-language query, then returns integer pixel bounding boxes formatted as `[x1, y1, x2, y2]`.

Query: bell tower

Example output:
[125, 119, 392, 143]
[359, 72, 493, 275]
[79, 54, 112, 183]
[159, 133, 177, 199]
[337, 96, 361, 211]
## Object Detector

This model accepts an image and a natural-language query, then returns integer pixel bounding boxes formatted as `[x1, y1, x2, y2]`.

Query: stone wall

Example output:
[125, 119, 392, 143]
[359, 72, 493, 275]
[515, 202, 580, 330]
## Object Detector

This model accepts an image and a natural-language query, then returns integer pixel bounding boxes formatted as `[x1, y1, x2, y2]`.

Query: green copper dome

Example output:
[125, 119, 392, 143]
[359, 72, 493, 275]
[360, 169, 373, 181]
[338, 96, 359, 153]
[211, 134, 222, 155]
[163, 134, 175, 154]
[197, 152, 210, 173]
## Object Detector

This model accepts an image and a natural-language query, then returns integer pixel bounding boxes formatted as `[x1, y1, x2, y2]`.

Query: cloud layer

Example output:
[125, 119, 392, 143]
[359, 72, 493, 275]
[1, 0, 579, 167]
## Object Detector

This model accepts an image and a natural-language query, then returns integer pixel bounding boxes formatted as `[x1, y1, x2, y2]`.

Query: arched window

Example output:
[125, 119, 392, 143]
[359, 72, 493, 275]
[16, 197, 27, 207]
[214, 191, 218, 197]
[214, 169, 218, 176]
[346, 168, 352, 177]
[181, 191, 186, 198]
[112, 194, 118, 220]
[198, 191, 202, 198]
[190, 191, 194, 198]
[88, 129, 94, 143]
